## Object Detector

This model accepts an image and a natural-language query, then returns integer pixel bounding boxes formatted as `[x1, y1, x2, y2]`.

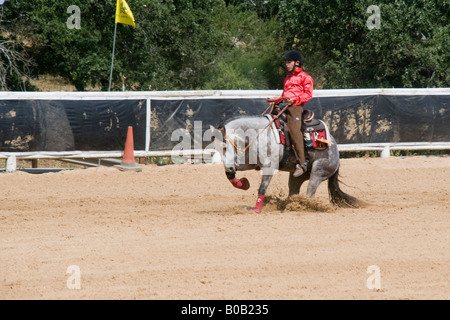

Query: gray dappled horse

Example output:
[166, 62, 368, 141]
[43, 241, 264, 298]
[210, 114, 359, 213]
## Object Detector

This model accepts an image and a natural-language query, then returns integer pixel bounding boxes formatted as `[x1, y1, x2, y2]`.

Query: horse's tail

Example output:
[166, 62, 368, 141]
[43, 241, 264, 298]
[328, 168, 360, 208]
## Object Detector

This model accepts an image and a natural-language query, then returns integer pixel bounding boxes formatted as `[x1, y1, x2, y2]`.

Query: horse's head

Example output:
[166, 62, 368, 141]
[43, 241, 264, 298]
[209, 125, 237, 175]
[209, 124, 249, 190]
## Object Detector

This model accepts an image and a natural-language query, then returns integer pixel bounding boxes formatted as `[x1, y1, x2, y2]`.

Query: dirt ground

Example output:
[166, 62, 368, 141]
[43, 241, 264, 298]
[1, 156, 449, 300]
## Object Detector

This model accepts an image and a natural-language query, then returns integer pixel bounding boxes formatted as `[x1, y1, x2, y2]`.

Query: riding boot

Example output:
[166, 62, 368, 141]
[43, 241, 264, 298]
[293, 164, 305, 178]
[293, 159, 309, 178]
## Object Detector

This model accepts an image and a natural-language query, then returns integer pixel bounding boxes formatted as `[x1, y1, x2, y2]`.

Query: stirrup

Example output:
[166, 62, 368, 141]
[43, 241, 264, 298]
[303, 159, 309, 168]
[293, 164, 305, 178]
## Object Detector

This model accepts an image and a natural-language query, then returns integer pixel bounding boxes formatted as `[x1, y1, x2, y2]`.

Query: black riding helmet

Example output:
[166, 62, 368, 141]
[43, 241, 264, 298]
[284, 50, 303, 67]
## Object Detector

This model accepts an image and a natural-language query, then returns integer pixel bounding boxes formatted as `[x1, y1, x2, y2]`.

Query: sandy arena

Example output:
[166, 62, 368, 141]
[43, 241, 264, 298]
[0, 156, 449, 300]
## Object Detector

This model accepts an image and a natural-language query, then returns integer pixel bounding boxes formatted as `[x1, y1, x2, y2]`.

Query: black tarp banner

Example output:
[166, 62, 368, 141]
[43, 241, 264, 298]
[149, 99, 268, 151]
[307, 95, 450, 144]
[0, 99, 146, 151]
[149, 95, 450, 151]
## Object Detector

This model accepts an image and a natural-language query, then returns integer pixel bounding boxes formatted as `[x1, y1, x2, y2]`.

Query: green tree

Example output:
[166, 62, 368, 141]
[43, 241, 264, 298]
[3, 0, 116, 90]
[278, 0, 450, 88]
[2, 0, 286, 91]
[0, 36, 35, 91]
[121, 0, 229, 90]
[0, 8, 35, 91]
[224, 0, 280, 19]
[106, 0, 285, 90]
[203, 4, 285, 90]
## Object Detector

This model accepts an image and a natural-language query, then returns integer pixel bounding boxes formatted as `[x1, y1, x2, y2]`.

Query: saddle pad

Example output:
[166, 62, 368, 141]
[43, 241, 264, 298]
[303, 120, 332, 150]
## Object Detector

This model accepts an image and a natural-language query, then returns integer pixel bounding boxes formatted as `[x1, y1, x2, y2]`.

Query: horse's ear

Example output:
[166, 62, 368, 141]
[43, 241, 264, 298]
[209, 125, 217, 140]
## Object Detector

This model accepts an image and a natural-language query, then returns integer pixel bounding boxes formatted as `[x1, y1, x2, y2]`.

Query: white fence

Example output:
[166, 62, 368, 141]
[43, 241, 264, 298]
[1, 141, 450, 162]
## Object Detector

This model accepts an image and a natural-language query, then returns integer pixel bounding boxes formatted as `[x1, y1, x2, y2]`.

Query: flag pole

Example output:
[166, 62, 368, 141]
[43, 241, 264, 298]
[108, 23, 118, 91]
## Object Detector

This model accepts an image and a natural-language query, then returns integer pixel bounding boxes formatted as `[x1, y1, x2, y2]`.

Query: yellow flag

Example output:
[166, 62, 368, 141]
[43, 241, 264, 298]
[115, 0, 135, 28]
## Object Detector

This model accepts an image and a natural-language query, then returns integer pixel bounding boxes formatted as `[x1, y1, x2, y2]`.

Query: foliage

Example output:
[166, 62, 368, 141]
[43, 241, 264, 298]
[113, 0, 285, 90]
[0, 36, 35, 90]
[224, 0, 280, 19]
[1, 0, 285, 91]
[3, 0, 117, 90]
[277, 0, 450, 88]
[203, 5, 285, 89]
[0, 7, 35, 91]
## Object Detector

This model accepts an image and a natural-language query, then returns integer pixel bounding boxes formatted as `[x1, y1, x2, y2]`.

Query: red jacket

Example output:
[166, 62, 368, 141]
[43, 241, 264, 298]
[278, 68, 313, 106]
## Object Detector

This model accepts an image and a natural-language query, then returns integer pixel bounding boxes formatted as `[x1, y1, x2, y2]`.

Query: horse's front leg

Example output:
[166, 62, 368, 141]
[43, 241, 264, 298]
[224, 140, 250, 190]
[226, 170, 250, 190]
[253, 141, 281, 213]
[253, 174, 273, 213]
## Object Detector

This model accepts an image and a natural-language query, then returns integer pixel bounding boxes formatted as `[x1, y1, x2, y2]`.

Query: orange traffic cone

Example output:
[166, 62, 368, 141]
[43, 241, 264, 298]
[115, 126, 142, 172]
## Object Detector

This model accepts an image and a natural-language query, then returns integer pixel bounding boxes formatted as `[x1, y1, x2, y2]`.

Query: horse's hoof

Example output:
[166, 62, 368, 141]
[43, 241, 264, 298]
[240, 178, 250, 190]
[229, 177, 250, 190]
[252, 207, 262, 214]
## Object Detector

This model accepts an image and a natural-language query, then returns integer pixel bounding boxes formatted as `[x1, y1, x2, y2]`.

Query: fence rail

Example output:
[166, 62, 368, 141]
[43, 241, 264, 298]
[337, 142, 450, 152]
[1, 141, 449, 162]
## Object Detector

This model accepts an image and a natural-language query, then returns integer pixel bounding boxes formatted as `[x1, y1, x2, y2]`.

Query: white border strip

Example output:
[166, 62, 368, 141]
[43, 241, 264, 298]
[1, 143, 449, 160]
[0, 88, 448, 100]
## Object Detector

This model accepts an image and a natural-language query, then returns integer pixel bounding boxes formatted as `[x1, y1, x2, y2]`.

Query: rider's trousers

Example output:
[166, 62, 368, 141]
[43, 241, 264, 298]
[286, 104, 306, 166]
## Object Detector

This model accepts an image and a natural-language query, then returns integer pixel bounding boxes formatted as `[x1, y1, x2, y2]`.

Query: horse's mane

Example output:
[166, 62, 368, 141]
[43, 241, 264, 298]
[218, 114, 265, 130]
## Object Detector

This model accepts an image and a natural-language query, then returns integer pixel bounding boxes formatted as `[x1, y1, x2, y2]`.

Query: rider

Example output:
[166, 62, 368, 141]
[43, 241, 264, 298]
[266, 50, 313, 177]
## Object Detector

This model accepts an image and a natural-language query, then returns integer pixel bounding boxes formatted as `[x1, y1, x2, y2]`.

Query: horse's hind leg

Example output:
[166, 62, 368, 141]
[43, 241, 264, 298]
[306, 174, 326, 199]
[288, 172, 308, 196]
[253, 174, 273, 213]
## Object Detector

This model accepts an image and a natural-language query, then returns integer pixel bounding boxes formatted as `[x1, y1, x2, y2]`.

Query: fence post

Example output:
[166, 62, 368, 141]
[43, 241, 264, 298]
[380, 145, 390, 158]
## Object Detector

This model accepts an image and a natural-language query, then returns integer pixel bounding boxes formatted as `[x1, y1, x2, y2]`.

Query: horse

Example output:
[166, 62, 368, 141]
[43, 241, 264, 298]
[210, 111, 359, 213]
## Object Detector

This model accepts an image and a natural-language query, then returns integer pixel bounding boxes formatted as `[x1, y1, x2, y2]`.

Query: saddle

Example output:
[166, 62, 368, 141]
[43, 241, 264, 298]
[267, 106, 332, 151]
